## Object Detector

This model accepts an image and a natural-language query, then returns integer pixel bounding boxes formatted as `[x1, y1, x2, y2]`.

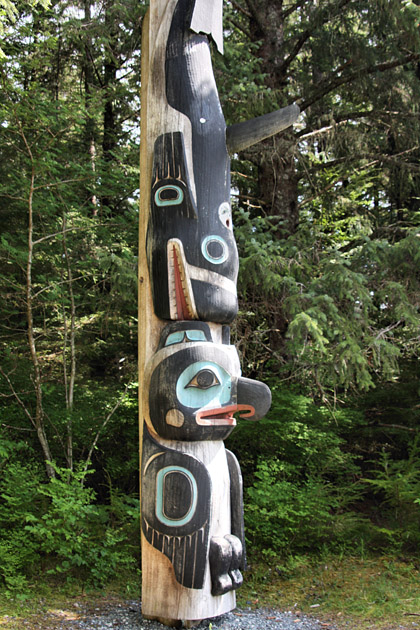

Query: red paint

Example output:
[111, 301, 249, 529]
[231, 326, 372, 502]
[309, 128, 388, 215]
[172, 245, 192, 320]
[195, 403, 256, 426]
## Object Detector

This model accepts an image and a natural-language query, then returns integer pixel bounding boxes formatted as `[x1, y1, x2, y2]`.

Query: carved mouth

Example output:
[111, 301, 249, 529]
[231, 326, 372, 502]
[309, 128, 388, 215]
[167, 239, 197, 320]
[195, 404, 256, 426]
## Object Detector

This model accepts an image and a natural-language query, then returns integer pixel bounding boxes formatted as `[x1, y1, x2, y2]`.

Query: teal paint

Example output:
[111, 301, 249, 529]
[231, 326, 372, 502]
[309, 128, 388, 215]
[165, 330, 208, 346]
[201, 235, 228, 264]
[176, 361, 232, 409]
[155, 466, 198, 526]
[154, 184, 184, 206]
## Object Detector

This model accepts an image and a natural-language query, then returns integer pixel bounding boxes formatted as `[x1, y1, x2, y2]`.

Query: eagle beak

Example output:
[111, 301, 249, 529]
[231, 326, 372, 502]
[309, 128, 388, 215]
[236, 377, 271, 421]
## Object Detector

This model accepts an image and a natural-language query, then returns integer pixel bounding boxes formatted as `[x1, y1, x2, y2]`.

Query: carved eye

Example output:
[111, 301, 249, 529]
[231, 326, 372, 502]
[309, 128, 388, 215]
[186, 369, 220, 390]
[201, 235, 228, 264]
[155, 185, 184, 206]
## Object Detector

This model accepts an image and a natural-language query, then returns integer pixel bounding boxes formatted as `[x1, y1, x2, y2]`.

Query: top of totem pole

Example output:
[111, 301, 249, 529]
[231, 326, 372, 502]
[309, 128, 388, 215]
[190, 0, 224, 54]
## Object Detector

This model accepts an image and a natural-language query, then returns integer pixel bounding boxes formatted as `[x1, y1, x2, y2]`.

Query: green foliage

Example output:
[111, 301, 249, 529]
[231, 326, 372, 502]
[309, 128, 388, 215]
[234, 207, 420, 395]
[0, 0, 50, 58]
[1, 0, 420, 593]
[246, 460, 343, 554]
[25, 463, 136, 587]
[228, 386, 368, 555]
[0, 461, 43, 595]
[363, 439, 420, 552]
[229, 385, 360, 476]
[0, 457, 138, 595]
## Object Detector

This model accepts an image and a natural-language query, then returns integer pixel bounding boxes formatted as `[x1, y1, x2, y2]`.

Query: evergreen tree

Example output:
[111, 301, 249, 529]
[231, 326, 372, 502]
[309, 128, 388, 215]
[0, 0, 144, 477]
[219, 0, 420, 396]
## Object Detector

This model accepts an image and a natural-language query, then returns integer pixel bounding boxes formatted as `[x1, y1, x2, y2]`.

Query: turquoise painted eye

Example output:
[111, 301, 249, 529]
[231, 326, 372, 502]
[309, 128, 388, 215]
[155, 185, 184, 206]
[176, 361, 231, 409]
[164, 330, 207, 346]
[165, 332, 185, 346]
[201, 235, 228, 264]
[186, 369, 220, 390]
[185, 330, 207, 342]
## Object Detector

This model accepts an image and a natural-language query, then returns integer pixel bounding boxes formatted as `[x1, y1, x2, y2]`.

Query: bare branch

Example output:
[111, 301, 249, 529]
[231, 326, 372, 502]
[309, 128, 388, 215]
[281, 0, 353, 75]
[83, 383, 131, 475]
[375, 320, 404, 340]
[377, 423, 417, 433]
[32, 274, 87, 299]
[300, 52, 420, 111]
[0, 366, 35, 428]
[297, 109, 420, 139]
[33, 177, 88, 192]
[243, 0, 265, 33]
[33, 225, 94, 246]
[228, 0, 252, 19]
[225, 16, 252, 40]
[281, 0, 308, 20]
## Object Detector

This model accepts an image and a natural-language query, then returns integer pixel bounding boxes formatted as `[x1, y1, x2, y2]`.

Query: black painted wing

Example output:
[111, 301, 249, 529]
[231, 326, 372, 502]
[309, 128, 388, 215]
[141, 424, 211, 589]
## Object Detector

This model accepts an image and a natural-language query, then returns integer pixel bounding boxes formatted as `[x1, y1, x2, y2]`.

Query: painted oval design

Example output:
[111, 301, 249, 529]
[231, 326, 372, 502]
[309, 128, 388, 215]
[155, 466, 198, 526]
[154, 185, 184, 207]
[218, 202, 233, 230]
[201, 235, 228, 264]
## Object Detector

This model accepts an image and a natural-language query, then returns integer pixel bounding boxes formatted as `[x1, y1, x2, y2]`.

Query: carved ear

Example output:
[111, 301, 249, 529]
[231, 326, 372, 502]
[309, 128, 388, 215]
[226, 103, 300, 154]
[190, 0, 224, 54]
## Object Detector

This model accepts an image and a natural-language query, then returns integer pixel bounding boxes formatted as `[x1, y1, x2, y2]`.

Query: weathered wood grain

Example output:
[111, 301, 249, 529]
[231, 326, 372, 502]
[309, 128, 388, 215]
[226, 103, 300, 154]
[139, 1, 238, 622]
[139, 1, 276, 624]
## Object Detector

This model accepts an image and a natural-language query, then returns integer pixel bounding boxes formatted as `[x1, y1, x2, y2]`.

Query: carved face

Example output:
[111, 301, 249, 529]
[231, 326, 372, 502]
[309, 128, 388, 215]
[146, 0, 239, 324]
[146, 323, 271, 441]
[146, 129, 238, 323]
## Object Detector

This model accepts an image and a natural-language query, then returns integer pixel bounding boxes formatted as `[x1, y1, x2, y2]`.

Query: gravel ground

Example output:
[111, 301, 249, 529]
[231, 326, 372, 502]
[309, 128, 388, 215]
[10, 599, 420, 630]
[17, 600, 337, 630]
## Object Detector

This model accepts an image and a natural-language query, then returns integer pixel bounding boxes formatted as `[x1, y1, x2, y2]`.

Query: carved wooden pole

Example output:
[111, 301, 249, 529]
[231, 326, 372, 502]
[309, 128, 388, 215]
[139, 1, 299, 625]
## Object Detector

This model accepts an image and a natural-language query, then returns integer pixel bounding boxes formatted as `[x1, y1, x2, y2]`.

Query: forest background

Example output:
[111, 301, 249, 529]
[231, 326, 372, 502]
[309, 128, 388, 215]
[1, 0, 420, 610]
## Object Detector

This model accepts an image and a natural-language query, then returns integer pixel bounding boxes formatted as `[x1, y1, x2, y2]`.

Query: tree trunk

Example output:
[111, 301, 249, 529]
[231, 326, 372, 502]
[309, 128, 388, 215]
[24, 139, 55, 479]
[243, 0, 300, 235]
[101, 0, 118, 213]
[82, 0, 97, 214]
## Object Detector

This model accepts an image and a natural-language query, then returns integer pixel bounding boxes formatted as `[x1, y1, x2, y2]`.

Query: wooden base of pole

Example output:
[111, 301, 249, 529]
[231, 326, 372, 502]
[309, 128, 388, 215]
[141, 538, 236, 623]
[141, 440, 236, 623]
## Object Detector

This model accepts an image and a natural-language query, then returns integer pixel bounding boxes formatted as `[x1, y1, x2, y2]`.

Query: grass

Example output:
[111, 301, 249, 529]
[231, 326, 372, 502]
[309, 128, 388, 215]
[0, 556, 420, 629]
[237, 553, 420, 629]
[0, 569, 141, 628]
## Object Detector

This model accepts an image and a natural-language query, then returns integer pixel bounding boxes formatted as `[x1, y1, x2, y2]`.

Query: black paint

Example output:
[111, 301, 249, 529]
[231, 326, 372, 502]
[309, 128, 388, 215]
[209, 535, 243, 596]
[226, 450, 246, 570]
[145, 0, 239, 324]
[142, 424, 211, 589]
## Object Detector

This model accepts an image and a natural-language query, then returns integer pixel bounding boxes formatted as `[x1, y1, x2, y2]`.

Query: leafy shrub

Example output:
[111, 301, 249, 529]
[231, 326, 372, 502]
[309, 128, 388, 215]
[245, 458, 367, 555]
[363, 439, 420, 552]
[0, 461, 43, 595]
[0, 455, 139, 595]
[228, 385, 363, 485]
[228, 386, 367, 556]
[25, 463, 137, 588]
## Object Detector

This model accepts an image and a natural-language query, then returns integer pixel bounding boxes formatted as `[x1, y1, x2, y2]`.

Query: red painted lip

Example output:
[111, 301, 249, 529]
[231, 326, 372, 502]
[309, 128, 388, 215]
[195, 404, 256, 426]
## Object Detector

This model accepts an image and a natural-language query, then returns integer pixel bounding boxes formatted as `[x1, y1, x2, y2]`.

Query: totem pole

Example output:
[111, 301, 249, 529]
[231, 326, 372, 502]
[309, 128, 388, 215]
[139, 0, 299, 625]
